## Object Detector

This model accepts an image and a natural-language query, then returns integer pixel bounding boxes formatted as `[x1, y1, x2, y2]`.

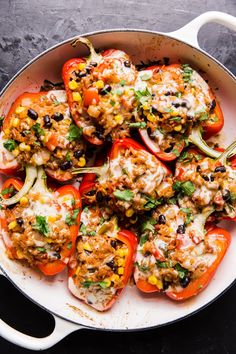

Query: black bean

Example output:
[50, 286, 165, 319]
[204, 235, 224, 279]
[60, 161, 73, 170]
[147, 127, 152, 136]
[51, 112, 64, 122]
[210, 99, 216, 111]
[214, 165, 226, 173]
[210, 175, 215, 182]
[187, 115, 194, 120]
[86, 66, 92, 73]
[74, 150, 84, 158]
[223, 189, 231, 201]
[21, 130, 29, 137]
[165, 91, 171, 96]
[181, 101, 187, 108]
[124, 60, 131, 67]
[158, 214, 166, 224]
[202, 175, 210, 181]
[100, 84, 112, 95]
[86, 190, 96, 196]
[105, 134, 112, 144]
[180, 275, 190, 288]
[53, 252, 61, 259]
[27, 108, 38, 120]
[106, 260, 117, 272]
[144, 251, 151, 257]
[110, 240, 117, 249]
[163, 280, 170, 291]
[173, 102, 180, 108]
[96, 191, 103, 202]
[196, 165, 201, 172]
[43, 115, 52, 128]
[95, 131, 104, 140]
[90, 61, 98, 67]
[78, 71, 87, 78]
[16, 217, 24, 226]
[177, 224, 185, 234]
[151, 106, 158, 114]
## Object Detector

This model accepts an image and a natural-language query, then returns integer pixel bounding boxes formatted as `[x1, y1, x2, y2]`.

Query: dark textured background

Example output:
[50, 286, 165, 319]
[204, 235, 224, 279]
[0, 0, 236, 353]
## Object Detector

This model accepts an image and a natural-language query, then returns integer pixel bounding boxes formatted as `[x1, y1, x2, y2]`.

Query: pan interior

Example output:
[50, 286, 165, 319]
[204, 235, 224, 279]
[0, 30, 236, 330]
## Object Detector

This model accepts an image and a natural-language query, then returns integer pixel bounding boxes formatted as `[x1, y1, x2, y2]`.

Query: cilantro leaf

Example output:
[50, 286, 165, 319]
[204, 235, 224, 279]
[140, 234, 149, 246]
[3, 139, 17, 152]
[135, 262, 150, 272]
[175, 263, 188, 279]
[141, 218, 157, 233]
[144, 196, 163, 210]
[1, 186, 14, 196]
[113, 189, 134, 202]
[65, 208, 80, 226]
[68, 124, 82, 141]
[32, 216, 49, 236]
[173, 181, 195, 196]
[129, 122, 147, 129]
[32, 123, 45, 137]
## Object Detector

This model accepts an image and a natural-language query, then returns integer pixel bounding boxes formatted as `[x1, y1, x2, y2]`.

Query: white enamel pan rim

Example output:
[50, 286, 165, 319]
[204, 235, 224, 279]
[0, 10, 236, 350]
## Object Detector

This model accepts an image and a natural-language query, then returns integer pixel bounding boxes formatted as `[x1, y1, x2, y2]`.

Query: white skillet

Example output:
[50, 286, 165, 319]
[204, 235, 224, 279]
[0, 11, 236, 350]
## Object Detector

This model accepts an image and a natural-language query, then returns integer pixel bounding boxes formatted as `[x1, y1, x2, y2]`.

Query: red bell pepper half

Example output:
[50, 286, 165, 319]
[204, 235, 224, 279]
[138, 64, 224, 161]
[68, 205, 137, 311]
[76, 138, 172, 203]
[0, 167, 81, 276]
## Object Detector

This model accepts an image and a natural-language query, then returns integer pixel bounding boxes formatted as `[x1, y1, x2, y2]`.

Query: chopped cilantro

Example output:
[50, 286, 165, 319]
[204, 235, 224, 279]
[129, 122, 147, 129]
[1, 186, 15, 196]
[120, 79, 126, 86]
[3, 139, 17, 152]
[88, 231, 96, 236]
[65, 208, 80, 226]
[141, 218, 156, 233]
[169, 116, 182, 122]
[134, 88, 152, 105]
[135, 262, 150, 272]
[66, 152, 71, 161]
[113, 189, 134, 202]
[83, 206, 89, 213]
[175, 263, 188, 279]
[110, 100, 116, 107]
[36, 247, 46, 253]
[99, 216, 105, 225]
[182, 64, 193, 83]
[68, 124, 82, 141]
[144, 196, 163, 210]
[173, 181, 195, 197]
[156, 260, 171, 268]
[80, 223, 87, 235]
[67, 242, 72, 249]
[171, 148, 181, 157]
[81, 280, 108, 289]
[180, 207, 193, 225]
[32, 216, 49, 236]
[32, 123, 45, 137]
[71, 198, 75, 207]
[140, 234, 149, 246]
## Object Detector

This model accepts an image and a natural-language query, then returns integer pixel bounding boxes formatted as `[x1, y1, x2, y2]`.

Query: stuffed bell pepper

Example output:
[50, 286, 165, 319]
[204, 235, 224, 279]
[134, 204, 230, 299]
[1, 90, 87, 181]
[68, 204, 137, 311]
[0, 166, 81, 275]
[74, 138, 174, 214]
[134, 64, 224, 161]
[63, 37, 137, 145]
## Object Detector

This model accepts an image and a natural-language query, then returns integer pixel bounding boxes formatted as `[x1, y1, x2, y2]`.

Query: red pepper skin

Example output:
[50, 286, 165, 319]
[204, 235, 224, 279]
[166, 227, 231, 300]
[138, 64, 224, 161]
[69, 227, 137, 311]
[1, 179, 82, 276]
[79, 138, 172, 200]
[136, 227, 230, 297]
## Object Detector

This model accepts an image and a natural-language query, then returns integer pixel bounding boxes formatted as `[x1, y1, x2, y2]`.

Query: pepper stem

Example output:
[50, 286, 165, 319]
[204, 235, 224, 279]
[72, 164, 109, 177]
[71, 37, 101, 64]
[31, 167, 49, 194]
[217, 140, 236, 165]
[187, 206, 214, 240]
[188, 127, 221, 159]
[0, 165, 37, 206]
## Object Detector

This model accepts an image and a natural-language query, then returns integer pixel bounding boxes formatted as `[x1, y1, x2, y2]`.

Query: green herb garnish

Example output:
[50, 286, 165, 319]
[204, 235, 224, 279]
[68, 124, 82, 141]
[67, 242, 72, 249]
[120, 79, 126, 86]
[135, 262, 150, 272]
[129, 122, 147, 129]
[182, 64, 193, 83]
[36, 247, 46, 253]
[1, 186, 15, 196]
[175, 263, 188, 279]
[173, 181, 195, 196]
[32, 123, 45, 137]
[140, 234, 149, 246]
[141, 218, 156, 233]
[3, 139, 17, 152]
[32, 216, 49, 236]
[65, 208, 80, 226]
[180, 207, 193, 225]
[113, 189, 134, 202]
[144, 196, 163, 210]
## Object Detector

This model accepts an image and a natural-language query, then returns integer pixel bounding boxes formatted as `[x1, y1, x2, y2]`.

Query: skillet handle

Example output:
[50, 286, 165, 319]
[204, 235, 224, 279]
[0, 313, 81, 350]
[168, 11, 236, 48]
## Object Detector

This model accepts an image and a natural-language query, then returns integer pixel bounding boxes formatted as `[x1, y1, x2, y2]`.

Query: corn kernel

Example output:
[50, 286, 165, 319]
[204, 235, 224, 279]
[11, 118, 20, 128]
[78, 63, 86, 71]
[110, 274, 120, 282]
[171, 110, 179, 116]
[148, 275, 158, 285]
[75, 266, 81, 276]
[118, 267, 124, 275]
[4, 128, 10, 136]
[125, 208, 134, 218]
[95, 80, 104, 89]
[117, 258, 125, 267]
[114, 114, 123, 124]
[48, 215, 61, 223]
[68, 80, 79, 90]
[174, 124, 182, 132]
[25, 117, 32, 125]
[19, 142, 31, 152]
[116, 249, 125, 258]
[147, 114, 155, 122]
[142, 103, 149, 110]
[15, 106, 25, 115]
[16, 249, 24, 259]
[20, 196, 29, 207]
[8, 221, 17, 230]
[12, 149, 20, 157]
[103, 278, 111, 288]
[77, 157, 86, 167]
[72, 92, 82, 102]
[123, 248, 128, 256]
[156, 279, 163, 289]
[83, 242, 92, 252]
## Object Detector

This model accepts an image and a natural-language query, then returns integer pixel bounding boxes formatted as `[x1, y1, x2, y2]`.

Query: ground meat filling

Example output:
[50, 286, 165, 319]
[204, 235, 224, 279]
[3, 90, 86, 177]
[134, 65, 218, 153]
[3, 189, 74, 267]
[68, 51, 137, 141]
[69, 206, 129, 310]
[175, 155, 236, 218]
[85, 146, 174, 213]
[134, 205, 217, 292]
